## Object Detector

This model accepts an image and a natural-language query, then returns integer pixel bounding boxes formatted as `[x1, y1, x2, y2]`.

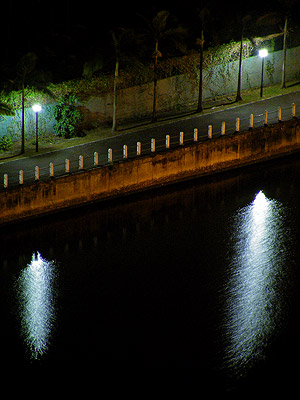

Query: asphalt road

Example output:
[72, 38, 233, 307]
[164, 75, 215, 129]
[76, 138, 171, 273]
[1, 90, 300, 189]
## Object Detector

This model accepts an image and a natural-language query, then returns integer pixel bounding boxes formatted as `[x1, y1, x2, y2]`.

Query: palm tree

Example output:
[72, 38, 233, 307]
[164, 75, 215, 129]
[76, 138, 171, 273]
[235, 15, 252, 102]
[111, 29, 135, 132]
[141, 10, 187, 122]
[0, 102, 14, 116]
[196, 8, 211, 112]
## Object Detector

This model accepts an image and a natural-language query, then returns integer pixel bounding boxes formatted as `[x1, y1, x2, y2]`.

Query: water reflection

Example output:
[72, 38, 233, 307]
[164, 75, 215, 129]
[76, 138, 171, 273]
[223, 191, 287, 377]
[17, 252, 58, 360]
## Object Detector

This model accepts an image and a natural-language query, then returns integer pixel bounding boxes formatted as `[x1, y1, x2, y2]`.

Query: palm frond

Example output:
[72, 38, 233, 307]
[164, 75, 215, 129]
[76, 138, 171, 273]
[0, 102, 14, 116]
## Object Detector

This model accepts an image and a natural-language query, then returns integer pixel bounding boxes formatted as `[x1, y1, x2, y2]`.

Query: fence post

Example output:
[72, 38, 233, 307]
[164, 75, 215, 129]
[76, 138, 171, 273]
[208, 125, 212, 139]
[49, 162, 54, 177]
[3, 174, 8, 189]
[108, 148, 112, 162]
[123, 145, 128, 159]
[79, 155, 84, 170]
[94, 152, 98, 166]
[235, 117, 240, 132]
[193, 128, 198, 142]
[264, 110, 268, 126]
[151, 138, 156, 152]
[165, 135, 170, 149]
[65, 159, 70, 173]
[19, 170, 24, 185]
[278, 106, 282, 122]
[35, 166, 39, 181]
[179, 131, 184, 145]
[249, 113, 254, 129]
[221, 121, 226, 136]
[292, 103, 296, 118]
[137, 142, 141, 155]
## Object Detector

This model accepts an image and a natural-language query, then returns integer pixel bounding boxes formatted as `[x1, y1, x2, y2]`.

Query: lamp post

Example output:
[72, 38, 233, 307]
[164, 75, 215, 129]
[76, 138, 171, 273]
[259, 49, 268, 98]
[32, 104, 42, 152]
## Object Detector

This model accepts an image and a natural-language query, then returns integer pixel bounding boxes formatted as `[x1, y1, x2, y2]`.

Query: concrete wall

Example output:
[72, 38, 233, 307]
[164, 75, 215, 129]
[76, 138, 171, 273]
[82, 45, 300, 125]
[1, 119, 300, 225]
[1, 45, 300, 138]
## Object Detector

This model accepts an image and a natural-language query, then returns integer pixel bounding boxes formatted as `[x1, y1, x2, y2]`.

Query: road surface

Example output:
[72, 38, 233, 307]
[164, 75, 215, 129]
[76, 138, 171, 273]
[1, 91, 300, 189]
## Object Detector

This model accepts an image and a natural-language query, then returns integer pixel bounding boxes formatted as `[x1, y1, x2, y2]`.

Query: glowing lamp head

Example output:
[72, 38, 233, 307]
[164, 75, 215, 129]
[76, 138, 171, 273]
[32, 104, 42, 113]
[258, 49, 268, 58]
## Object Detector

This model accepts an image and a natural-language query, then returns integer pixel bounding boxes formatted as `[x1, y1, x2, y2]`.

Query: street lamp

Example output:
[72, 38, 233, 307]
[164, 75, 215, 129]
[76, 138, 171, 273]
[259, 49, 268, 98]
[32, 104, 42, 152]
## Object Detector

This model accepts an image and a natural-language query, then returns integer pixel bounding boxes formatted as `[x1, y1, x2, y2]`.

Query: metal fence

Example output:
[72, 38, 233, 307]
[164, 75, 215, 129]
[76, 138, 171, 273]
[2, 103, 299, 191]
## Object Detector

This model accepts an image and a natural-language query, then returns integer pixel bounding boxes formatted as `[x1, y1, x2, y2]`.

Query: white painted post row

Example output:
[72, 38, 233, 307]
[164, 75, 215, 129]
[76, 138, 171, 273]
[3, 103, 299, 189]
[208, 125, 212, 139]
[35, 166, 39, 181]
[221, 122, 226, 136]
[50, 162, 54, 177]
[79, 155, 84, 170]
[151, 138, 155, 152]
[94, 152, 98, 166]
[19, 170, 24, 185]
[123, 145, 128, 159]
[65, 159, 70, 173]
[166, 135, 170, 148]
[108, 148, 112, 162]
[194, 128, 198, 141]
[179, 131, 184, 145]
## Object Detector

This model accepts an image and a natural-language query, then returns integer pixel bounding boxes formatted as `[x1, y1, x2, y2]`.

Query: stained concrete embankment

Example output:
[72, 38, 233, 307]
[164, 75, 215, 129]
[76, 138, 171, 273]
[1, 119, 300, 225]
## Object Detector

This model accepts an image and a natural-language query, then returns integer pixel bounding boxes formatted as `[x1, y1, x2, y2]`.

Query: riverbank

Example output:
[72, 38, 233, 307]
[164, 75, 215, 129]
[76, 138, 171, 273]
[1, 117, 300, 226]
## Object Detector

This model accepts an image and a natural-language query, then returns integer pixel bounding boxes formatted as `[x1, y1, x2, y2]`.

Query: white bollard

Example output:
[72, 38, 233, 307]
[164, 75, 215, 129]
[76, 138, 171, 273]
[165, 135, 170, 149]
[221, 121, 226, 136]
[278, 106, 282, 122]
[123, 145, 128, 159]
[208, 125, 212, 139]
[193, 128, 198, 142]
[151, 138, 156, 152]
[65, 159, 70, 173]
[249, 113, 254, 129]
[292, 103, 296, 118]
[108, 148, 113, 162]
[3, 174, 8, 188]
[137, 142, 141, 155]
[19, 170, 24, 185]
[35, 166, 39, 181]
[94, 152, 98, 166]
[264, 110, 268, 126]
[79, 155, 84, 170]
[179, 131, 184, 145]
[49, 162, 54, 177]
[235, 117, 240, 132]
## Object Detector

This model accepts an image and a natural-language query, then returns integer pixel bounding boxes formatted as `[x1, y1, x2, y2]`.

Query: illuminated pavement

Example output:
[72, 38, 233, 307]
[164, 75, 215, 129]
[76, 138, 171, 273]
[1, 90, 300, 188]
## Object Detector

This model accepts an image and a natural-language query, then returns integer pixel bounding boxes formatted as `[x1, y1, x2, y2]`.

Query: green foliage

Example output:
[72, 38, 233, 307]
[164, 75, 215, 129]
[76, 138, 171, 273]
[53, 94, 83, 138]
[0, 135, 13, 152]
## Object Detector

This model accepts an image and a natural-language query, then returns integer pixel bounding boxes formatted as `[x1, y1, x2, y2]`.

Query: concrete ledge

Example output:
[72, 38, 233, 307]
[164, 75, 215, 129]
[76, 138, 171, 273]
[1, 119, 300, 225]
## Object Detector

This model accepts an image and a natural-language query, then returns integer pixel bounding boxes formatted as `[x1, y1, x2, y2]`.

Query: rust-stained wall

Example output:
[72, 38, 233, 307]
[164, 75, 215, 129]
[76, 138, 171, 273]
[1, 119, 300, 225]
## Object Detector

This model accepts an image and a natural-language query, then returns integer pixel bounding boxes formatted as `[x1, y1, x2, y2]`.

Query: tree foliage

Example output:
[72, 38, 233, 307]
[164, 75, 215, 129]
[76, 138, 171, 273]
[53, 94, 83, 138]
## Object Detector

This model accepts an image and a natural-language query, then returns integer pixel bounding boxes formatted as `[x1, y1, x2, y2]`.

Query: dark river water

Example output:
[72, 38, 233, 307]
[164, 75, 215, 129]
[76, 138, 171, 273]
[1, 153, 300, 392]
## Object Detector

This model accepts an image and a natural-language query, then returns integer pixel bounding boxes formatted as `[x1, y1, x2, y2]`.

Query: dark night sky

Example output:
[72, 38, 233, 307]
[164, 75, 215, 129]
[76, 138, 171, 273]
[1, 0, 299, 81]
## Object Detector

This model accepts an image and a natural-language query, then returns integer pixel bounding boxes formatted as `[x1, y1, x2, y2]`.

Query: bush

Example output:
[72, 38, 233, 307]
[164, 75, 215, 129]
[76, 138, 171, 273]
[0, 135, 13, 152]
[53, 94, 83, 138]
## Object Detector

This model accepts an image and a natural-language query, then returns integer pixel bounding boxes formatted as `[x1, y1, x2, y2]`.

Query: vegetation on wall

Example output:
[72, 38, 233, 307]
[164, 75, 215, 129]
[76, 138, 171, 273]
[53, 94, 84, 138]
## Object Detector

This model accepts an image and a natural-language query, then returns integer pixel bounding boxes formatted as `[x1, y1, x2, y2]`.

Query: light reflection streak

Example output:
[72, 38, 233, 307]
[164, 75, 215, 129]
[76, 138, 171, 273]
[223, 191, 286, 376]
[17, 252, 57, 360]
